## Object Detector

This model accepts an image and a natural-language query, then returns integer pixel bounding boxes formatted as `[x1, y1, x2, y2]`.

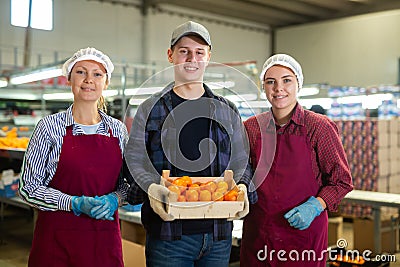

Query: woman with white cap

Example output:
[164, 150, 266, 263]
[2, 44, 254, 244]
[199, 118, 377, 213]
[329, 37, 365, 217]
[240, 54, 353, 266]
[19, 47, 128, 266]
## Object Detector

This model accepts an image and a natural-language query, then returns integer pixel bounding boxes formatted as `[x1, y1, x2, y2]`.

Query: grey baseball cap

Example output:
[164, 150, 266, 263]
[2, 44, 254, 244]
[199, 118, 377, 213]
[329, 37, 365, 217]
[170, 21, 212, 48]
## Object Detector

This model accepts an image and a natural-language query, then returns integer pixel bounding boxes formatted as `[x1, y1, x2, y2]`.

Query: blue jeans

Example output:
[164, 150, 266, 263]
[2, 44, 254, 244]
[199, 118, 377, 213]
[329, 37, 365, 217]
[145, 233, 232, 267]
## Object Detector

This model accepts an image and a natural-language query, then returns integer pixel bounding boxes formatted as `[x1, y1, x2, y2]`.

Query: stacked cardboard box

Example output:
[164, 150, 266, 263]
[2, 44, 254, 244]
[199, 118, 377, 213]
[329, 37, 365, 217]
[335, 119, 400, 217]
[121, 220, 146, 267]
[328, 216, 343, 247]
[353, 216, 399, 253]
[0, 169, 19, 197]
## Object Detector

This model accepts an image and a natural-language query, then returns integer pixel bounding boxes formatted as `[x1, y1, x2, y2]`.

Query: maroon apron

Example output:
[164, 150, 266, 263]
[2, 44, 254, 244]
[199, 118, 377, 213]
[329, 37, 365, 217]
[241, 124, 327, 267]
[28, 126, 124, 267]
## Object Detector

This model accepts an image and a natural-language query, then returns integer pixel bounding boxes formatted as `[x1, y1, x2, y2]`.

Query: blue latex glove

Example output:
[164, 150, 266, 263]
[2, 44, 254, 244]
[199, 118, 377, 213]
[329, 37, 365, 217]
[71, 196, 103, 217]
[284, 196, 324, 230]
[91, 193, 119, 220]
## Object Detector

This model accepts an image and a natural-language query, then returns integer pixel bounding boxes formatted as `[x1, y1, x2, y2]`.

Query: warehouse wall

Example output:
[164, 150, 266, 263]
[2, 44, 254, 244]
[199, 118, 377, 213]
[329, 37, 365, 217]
[276, 9, 400, 88]
[0, 0, 270, 72]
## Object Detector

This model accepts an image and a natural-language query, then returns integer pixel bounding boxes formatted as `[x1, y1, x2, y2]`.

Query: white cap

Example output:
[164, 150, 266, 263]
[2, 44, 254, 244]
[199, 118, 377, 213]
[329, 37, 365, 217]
[62, 47, 114, 82]
[171, 21, 212, 48]
[260, 54, 303, 89]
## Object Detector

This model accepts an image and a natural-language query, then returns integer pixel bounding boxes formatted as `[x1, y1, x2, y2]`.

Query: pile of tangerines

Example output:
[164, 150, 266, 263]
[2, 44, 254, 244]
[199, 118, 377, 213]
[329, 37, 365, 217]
[166, 176, 244, 202]
[0, 126, 30, 149]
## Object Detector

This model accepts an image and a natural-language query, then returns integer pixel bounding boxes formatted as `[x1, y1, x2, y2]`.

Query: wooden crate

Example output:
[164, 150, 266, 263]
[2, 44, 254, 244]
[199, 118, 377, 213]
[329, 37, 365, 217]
[161, 170, 244, 219]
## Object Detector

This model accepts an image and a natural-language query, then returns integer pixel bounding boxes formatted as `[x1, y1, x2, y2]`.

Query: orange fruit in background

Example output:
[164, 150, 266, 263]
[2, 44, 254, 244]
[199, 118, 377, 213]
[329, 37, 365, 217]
[186, 189, 199, 202]
[167, 185, 181, 196]
[212, 191, 224, 201]
[180, 176, 192, 186]
[199, 190, 212, 201]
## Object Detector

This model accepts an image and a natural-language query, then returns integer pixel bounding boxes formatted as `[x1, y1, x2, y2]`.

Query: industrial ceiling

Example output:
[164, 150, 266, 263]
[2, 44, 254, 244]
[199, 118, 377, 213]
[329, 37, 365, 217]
[88, 0, 400, 28]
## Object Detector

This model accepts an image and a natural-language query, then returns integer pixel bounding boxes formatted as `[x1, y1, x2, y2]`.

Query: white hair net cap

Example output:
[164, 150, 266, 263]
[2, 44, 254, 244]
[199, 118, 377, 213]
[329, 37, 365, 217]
[62, 47, 114, 82]
[260, 54, 303, 89]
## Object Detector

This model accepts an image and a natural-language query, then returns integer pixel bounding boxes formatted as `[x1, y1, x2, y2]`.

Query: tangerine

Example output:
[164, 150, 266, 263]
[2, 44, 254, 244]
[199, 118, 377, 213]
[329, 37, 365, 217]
[172, 178, 188, 193]
[224, 189, 238, 201]
[186, 189, 199, 202]
[212, 191, 224, 201]
[199, 190, 212, 201]
[180, 176, 192, 186]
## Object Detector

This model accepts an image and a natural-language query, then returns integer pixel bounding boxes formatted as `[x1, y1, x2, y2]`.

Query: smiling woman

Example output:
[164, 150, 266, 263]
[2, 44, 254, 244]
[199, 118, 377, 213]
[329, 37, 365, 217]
[18, 47, 129, 267]
[68, 60, 108, 116]
[63, 47, 114, 114]
[240, 53, 353, 267]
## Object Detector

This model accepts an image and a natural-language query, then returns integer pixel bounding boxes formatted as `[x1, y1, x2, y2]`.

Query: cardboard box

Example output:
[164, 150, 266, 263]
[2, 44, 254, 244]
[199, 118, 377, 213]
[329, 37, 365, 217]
[122, 238, 145, 267]
[377, 147, 389, 163]
[389, 119, 399, 134]
[120, 220, 146, 245]
[161, 170, 244, 219]
[0, 170, 19, 197]
[390, 132, 398, 148]
[353, 217, 399, 253]
[377, 120, 389, 134]
[389, 144, 399, 162]
[328, 216, 343, 246]
[378, 160, 390, 176]
[389, 159, 399, 175]
[377, 175, 389, 193]
[378, 132, 390, 148]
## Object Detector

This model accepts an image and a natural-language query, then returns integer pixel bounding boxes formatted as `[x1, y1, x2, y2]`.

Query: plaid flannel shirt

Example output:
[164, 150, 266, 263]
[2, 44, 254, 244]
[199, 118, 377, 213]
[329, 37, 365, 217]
[124, 82, 256, 241]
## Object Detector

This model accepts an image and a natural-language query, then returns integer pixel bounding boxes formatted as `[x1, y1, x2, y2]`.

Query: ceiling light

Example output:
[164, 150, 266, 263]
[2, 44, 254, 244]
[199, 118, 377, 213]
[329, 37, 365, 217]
[241, 101, 271, 109]
[298, 87, 319, 97]
[129, 98, 146, 106]
[225, 93, 258, 102]
[298, 98, 333, 110]
[125, 87, 163, 96]
[43, 92, 73, 100]
[103, 90, 119, 97]
[206, 81, 235, 90]
[10, 67, 62, 85]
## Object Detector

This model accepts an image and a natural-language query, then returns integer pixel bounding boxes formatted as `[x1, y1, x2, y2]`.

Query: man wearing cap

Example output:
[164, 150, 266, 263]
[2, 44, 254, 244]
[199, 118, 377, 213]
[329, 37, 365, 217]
[240, 54, 353, 266]
[19, 47, 129, 266]
[124, 21, 255, 266]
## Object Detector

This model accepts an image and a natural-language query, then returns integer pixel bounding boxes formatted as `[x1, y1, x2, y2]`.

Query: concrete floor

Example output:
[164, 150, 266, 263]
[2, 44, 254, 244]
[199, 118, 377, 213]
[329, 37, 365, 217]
[0, 205, 31, 267]
[0, 204, 399, 267]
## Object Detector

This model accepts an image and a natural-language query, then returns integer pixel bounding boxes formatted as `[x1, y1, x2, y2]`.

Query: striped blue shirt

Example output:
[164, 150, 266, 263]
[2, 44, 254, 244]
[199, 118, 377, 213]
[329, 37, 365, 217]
[19, 105, 129, 211]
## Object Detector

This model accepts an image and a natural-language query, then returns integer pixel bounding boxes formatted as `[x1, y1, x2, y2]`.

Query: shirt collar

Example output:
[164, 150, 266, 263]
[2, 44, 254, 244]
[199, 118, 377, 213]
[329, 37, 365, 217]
[290, 103, 305, 127]
[65, 104, 112, 130]
[266, 102, 305, 129]
[65, 105, 74, 127]
[160, 82, 215, 107]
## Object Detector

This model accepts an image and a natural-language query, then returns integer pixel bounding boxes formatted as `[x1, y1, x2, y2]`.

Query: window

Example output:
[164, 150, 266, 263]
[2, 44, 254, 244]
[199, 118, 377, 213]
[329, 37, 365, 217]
[11, 0, 53, 31]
